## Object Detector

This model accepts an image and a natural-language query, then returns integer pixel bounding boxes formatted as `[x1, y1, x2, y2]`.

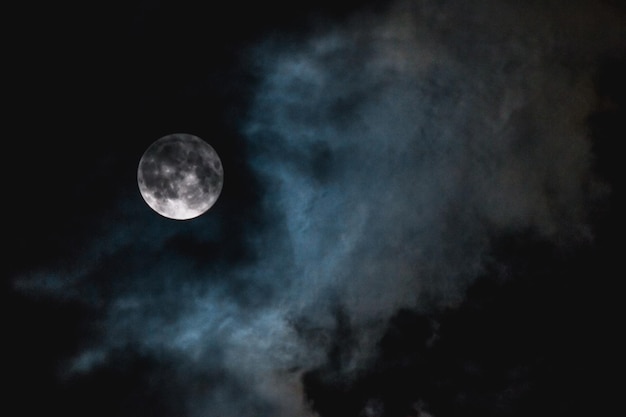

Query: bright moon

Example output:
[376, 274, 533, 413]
[137, 133, 224, 220]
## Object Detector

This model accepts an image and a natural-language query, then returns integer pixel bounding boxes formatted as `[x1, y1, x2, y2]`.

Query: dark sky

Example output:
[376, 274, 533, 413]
[5, 1, 625, 416]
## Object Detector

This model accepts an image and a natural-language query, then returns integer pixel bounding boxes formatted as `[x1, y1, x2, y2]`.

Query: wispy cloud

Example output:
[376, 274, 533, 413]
[12, 1, 623, 416]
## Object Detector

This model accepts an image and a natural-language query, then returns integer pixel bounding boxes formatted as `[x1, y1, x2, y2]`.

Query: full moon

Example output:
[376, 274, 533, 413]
[137, 133, 224, 220]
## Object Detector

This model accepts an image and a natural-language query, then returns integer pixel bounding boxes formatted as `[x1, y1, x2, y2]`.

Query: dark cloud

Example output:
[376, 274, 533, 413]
[6, 0, 624, 416]
[301, 227, 622, 417]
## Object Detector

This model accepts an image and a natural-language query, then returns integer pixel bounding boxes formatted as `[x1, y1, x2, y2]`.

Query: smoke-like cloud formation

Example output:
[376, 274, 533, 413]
[12, 1, 624, 416]
[245, 0, 622, 361]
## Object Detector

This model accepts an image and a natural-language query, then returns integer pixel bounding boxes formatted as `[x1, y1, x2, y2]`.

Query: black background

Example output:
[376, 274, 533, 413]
[4, 1, 625, 416]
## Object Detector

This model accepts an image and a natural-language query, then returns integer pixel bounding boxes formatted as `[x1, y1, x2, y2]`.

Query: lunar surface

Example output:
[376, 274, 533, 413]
[137, 133, 224, 220]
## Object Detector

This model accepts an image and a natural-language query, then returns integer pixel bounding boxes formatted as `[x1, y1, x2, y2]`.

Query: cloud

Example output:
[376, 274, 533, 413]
[11, 0, 624, 416]
[245, 0, 621, 319]
[243, 0, 623, 412]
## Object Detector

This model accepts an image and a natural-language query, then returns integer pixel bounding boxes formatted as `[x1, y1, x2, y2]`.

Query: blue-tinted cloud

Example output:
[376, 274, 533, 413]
[12, 1, 624, 416]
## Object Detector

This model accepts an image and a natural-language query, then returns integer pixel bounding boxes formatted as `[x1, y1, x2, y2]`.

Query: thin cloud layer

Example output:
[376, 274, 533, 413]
[11, 1, 624, 416]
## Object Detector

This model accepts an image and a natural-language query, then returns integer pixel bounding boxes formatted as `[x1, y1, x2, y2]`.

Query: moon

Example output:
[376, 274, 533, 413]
[137, 133, 224, 220]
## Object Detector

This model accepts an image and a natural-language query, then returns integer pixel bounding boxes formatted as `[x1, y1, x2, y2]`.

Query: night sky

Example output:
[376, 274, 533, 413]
[5, 1, 625, 416]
